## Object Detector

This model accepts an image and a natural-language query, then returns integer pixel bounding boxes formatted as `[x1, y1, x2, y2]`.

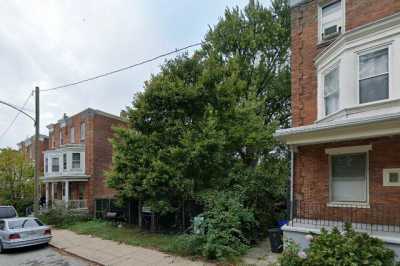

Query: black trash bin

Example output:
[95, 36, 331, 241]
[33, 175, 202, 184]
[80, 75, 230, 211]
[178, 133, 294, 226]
[268, 228, 283, 253]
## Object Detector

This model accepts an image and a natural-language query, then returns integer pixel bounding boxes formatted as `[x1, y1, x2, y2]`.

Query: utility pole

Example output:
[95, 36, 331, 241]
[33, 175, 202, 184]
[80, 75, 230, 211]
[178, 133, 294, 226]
[33, 86, 40, 216]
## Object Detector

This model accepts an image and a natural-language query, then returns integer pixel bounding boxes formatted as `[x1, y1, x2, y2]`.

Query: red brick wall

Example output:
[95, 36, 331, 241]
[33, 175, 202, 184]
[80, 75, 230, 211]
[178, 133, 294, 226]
[290, 0, 400, 127]
[294, 135, 400, 224]
[19, 137, 49, 175]
[91, 115, 125, 201]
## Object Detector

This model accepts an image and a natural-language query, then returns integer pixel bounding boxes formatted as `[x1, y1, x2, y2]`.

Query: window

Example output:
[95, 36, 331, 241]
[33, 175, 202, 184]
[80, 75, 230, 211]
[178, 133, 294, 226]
[80, 123, 86, 141]
[324, 67, 339, 115]
[63, 153, 67, 170]
[45, 158, 48, 173]
[52, 158, 59, 172]
[330, 153, 367, 203]
[359, 48, 389, 104]
[60, 131, 63, 145]
[70, 127, 75, 143]
[72, 153, 81, 169]
[320, 0, 343, 41]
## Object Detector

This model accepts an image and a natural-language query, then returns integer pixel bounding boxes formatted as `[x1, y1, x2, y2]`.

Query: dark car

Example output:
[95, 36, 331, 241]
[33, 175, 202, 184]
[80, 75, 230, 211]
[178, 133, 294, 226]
[0, 206, 18, 219]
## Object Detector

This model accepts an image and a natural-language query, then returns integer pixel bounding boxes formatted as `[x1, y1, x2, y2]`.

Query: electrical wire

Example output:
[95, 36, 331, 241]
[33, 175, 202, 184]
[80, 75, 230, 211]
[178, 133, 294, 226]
[0, 91, 34, 141]
[41, 42, 203, 92]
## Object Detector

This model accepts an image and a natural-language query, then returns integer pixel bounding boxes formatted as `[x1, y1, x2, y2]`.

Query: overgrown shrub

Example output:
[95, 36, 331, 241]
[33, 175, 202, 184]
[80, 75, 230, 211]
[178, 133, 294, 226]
[38, 208, 91, 228]
[169, 191, 256, 261]
[279, 224, 399, 266]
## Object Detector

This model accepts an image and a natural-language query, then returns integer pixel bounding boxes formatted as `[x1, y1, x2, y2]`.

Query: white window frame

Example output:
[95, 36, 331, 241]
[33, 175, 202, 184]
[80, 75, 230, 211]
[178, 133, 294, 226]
[72, 152, 81, 169]
[59, 131, 63, 145]
[70, 127, 75, 144]
[45, 158, 48, 173]
[51, 157, 60, 173]
[318, 0, 345, 43]
[326, 145, 371, 208]
[63, 153, 67, 170]
[323, 64, 340, 115]
[356, 44, 391, 105]
[80, 123, 86, 141]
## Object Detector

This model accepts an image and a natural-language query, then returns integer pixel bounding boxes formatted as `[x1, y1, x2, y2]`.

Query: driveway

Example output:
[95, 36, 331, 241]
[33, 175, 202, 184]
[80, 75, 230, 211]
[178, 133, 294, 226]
[0, 244, 93, 266]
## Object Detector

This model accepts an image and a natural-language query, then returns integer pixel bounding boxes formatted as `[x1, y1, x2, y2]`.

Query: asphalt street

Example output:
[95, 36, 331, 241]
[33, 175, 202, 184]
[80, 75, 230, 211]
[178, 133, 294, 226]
[0, 244, 92, 266]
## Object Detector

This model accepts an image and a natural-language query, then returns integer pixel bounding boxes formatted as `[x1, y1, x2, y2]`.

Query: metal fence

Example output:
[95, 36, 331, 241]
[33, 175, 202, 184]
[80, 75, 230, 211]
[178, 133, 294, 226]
[291, 200, 400, 233]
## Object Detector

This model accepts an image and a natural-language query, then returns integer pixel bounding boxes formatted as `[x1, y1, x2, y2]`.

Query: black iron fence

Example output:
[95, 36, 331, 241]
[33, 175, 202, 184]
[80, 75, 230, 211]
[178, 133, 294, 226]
[290, 200, 400, 233]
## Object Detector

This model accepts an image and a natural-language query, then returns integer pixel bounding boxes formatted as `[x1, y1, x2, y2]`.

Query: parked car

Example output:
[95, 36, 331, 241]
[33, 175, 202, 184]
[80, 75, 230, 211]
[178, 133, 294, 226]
[0, 206, 18, 219]
[0, 217, 51, 253]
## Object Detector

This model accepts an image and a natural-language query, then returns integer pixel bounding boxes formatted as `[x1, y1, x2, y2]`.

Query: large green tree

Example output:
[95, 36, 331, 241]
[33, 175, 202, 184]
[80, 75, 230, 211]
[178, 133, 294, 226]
[0, 148, 34, 213]
[107, 0, 290, 232]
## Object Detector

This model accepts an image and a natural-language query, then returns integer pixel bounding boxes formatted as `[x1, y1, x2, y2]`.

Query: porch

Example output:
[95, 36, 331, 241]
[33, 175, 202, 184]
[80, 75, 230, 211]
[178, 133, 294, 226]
[283, 200, 400, 258]
[44, 180, 88, 210]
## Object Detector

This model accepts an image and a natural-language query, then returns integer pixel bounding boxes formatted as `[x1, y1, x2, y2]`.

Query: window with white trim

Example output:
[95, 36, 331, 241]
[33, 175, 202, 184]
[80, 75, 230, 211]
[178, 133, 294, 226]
[324, 66, 339, 115]
[80, 123, 86, 141]
[70, 127, 75, 143]
[359, 48, 389, 104]
[320, 0, 343, 41]
[52, 158, 59, 172]
[330, 153, 368, 203]
[63, 153, 67, 170]
[45, 158, 48, 173]
[60, 131, 63, 145]
[72, 153, 81, 169]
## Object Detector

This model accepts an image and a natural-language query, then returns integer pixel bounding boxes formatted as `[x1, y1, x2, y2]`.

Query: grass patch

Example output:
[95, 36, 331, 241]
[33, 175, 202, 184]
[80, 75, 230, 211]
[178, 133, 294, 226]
[65, 220, 182, 253]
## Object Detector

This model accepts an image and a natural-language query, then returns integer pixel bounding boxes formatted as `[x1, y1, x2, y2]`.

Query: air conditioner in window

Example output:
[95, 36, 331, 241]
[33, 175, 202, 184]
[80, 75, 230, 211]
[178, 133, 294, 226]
[322, 25, 341, 41]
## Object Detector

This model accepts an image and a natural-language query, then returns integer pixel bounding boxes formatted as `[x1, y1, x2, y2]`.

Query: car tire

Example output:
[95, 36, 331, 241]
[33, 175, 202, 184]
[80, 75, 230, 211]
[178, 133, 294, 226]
[0, 241, 3, 254]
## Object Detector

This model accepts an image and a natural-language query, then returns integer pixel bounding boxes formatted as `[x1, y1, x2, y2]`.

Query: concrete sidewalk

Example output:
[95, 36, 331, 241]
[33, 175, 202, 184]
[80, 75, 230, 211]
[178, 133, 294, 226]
[50, 229, 212, 266]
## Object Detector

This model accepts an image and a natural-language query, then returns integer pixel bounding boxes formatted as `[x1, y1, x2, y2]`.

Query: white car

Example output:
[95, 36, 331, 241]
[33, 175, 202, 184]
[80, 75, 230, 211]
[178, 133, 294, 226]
[0, 217, 52, 253]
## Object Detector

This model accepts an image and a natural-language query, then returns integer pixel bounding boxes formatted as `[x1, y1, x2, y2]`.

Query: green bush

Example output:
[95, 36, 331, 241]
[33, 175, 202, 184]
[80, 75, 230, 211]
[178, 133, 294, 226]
[169, 191, 256, 261]
[38, 208, 91, 228]
[279, 224, 399, 266]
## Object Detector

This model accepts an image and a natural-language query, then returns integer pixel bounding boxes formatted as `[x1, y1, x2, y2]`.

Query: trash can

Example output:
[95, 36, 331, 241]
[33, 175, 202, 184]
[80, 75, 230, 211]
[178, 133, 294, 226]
[268, 228, 283, 253]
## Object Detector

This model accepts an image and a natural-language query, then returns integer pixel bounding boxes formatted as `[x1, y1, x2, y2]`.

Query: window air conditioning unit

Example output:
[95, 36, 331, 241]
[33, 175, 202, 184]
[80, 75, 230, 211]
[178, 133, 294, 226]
[322, 25, 341, 41]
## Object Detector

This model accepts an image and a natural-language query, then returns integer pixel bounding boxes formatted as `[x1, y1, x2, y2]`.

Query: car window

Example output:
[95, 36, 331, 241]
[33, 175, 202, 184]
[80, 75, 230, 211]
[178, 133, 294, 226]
[0, 207, 17, 219]
[7, 219, 41, 229]
[0, 221, 4, 230]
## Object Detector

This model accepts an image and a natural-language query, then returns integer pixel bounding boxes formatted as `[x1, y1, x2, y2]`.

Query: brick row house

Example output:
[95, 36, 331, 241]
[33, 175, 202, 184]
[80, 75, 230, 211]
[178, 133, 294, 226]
[17, 135, 49, 175]
[275, 0, 400, 256]
[40, 108, 125, 213]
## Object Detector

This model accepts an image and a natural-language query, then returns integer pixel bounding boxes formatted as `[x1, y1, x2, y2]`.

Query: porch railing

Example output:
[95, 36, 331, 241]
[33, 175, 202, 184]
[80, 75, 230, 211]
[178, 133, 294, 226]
[290, 200, 400, 233]
[51, 199, 88, 209]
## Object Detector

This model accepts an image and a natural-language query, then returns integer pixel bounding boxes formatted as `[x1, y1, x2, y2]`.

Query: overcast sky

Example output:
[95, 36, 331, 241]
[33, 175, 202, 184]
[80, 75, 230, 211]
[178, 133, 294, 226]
[0, 0, 270, 149]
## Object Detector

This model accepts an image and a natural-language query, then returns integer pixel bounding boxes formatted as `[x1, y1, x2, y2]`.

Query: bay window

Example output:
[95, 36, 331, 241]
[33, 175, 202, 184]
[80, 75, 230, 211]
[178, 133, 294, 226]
[330, 153, 368, 203]
[359, 48, 389, 104]
[324, 67, 339, 115]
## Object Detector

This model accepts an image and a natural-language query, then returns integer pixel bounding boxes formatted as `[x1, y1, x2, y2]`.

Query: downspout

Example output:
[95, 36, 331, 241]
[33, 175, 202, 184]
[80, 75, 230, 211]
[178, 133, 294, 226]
[289, 146, 294, 221]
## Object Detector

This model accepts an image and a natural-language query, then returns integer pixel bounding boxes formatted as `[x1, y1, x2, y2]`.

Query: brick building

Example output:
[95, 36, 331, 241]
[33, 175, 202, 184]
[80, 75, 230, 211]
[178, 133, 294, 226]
[40, 108, 126, 213]
[17, 135, 49, 174]
[275, 0, 400, 255]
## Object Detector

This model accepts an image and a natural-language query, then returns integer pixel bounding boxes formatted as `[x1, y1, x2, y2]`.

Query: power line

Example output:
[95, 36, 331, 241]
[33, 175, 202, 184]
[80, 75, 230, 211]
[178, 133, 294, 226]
[0, 92, 34, 141]
[41, 42, 203, 92]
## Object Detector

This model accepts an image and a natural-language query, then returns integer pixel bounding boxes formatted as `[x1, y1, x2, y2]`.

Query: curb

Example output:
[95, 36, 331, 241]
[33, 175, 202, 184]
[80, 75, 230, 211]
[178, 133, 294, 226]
[49, 242, 104, 266]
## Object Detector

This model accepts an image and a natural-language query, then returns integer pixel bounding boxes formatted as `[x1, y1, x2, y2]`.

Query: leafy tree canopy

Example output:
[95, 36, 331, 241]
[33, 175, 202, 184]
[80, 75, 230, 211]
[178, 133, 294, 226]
[107, 0, 290, 230]
[0, 148, 34, 213]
